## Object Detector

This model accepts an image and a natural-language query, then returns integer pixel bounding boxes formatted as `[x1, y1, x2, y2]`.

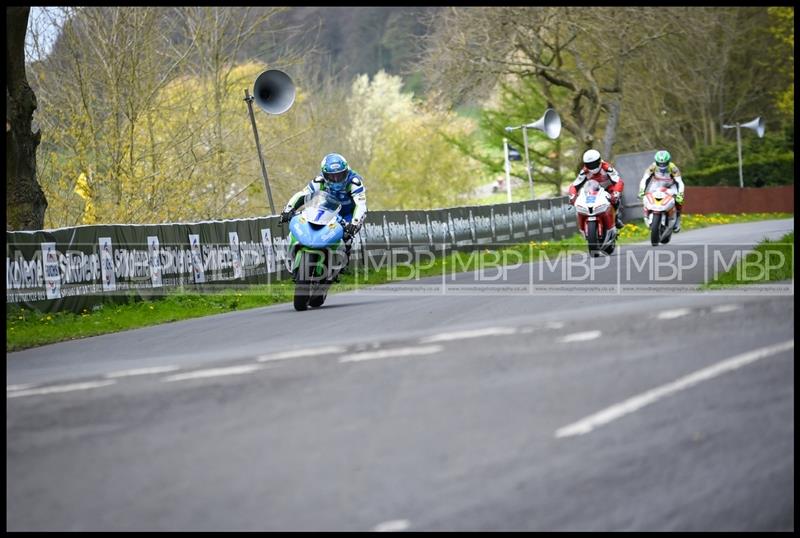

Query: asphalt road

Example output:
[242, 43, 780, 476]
[6, 218, 794, 531]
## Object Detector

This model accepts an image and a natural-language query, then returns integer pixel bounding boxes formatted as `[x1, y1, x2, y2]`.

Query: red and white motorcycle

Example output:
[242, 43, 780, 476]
[573, 179, 618, 257]
[642, 179, 678, 246]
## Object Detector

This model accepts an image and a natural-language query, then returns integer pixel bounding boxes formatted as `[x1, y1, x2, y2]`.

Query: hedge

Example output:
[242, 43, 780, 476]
[688, 154, 794, 187]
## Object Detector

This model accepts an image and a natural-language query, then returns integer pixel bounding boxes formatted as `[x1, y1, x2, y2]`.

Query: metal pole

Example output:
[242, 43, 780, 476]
[522, 126, 534, 200]
[503, 137, 512, 203]
[736, 124, 744, 188]
[244, 88, 276, 215]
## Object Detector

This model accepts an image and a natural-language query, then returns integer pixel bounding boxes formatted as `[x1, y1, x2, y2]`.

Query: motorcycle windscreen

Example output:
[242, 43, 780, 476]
[647, 179, 676, 194]
[576, 180, 610, 213]
[582, 179, 602, 196]
[302, 191, 342, 224]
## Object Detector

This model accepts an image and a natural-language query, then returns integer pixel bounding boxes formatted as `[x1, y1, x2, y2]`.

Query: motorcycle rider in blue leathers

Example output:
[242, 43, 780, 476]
[279, 153, 368, 270]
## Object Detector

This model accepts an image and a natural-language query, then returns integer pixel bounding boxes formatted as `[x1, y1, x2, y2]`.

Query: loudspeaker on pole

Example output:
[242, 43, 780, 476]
[525, 108, 561, 139]
[740, 116, 765, 138]
[253, 69, 296, 115]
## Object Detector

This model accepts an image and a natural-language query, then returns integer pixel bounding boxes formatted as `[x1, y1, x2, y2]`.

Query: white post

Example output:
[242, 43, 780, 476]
[503, 137, 512, 203]
[736, 124, 744, 188]
[523, 126, 534, 199]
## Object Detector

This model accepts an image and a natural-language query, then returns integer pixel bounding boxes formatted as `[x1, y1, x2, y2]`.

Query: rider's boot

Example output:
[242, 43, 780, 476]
[338, 240, 353, 275]
[614, 204, 625, 229]
[673, 209, 682, 233]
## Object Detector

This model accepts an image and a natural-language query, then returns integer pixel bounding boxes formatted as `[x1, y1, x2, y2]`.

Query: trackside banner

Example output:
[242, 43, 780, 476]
[6, 198, 575, 313]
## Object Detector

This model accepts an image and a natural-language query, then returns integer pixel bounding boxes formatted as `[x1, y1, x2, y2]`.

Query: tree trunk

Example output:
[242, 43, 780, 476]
[554, 136, 563, 196]
[6, 7, 47, 230]
[602, 95, 621, 160]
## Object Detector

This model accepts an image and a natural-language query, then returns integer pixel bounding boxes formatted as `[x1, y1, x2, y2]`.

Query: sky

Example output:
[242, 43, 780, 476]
[25, 6, 67, 63]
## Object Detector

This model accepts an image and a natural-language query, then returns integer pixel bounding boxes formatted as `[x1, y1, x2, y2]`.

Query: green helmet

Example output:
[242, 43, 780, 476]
[654, 150, 671, 171]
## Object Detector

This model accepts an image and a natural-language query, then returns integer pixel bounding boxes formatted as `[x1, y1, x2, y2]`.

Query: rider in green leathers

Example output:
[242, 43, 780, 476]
[638, 150, 685, 232]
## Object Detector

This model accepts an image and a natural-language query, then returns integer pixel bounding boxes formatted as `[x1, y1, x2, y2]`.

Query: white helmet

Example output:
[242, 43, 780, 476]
[582, 149, 602, 173]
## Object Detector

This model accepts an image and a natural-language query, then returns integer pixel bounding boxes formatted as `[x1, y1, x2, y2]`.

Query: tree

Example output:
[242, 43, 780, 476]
[424, 6, 793, 172]
[617, 7, 794, 164]
[767, 7, 794, 120]
[29, 7, 317, 226]
[346, 70, 416, 166]
[346, 71, 482, 209]
[366, 110, 482, 210]
[7, 6, 48, 230]
[444, 76, 577, 197]
[421, 7, 666, 160]
[31, 7, 197, 225]
[177, 7, 291, 214]
[262, 7, 438, 86]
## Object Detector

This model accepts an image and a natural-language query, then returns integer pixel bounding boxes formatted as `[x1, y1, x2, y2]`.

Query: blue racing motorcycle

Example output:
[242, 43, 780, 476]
[286, 191, 349, 311]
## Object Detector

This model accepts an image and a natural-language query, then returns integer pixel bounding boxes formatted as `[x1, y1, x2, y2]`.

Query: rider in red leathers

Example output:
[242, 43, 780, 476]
[568, 149, 625, 229]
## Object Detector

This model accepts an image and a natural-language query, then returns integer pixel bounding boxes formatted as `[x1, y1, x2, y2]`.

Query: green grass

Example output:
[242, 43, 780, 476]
[6, 285, 298, 352]
[615, 212, 793, 244]
[347, 236, 586, 285]
[6, 212, 792, 351]
[702, 231, 794, 289]
[5, 238, 585, 352]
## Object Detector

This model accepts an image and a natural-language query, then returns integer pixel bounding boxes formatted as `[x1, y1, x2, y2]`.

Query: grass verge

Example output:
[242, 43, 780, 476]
[701, 231, 794, 289]
[6, 212, 792, 351]
[614, 211, 793, 244]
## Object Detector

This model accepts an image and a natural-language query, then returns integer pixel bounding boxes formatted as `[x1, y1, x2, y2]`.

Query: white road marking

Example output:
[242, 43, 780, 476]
[7, 384, 35, 392]
[105, 366, 181, 378]
[7, 380, 116, 398]
[162, 364, 263, 382]
[419, 327, 517, 343]
[340, 345, 444, 363]
[545, 321, 565, 329]
[373, 520, 411, 532]
[555, 339, 794, 438]
[657, 308, 692, 320]
[711, 304, 741, 314]
[558, 330, 602, 343]
[257, 346, 347, 362]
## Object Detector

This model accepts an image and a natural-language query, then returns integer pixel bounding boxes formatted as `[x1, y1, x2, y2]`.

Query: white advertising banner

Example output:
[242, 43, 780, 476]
[261, 228, 276, 273]
[41, 242, 62, 299]
[147, 235, 163, 287]
[98, 237, 117, 292]
[188, 234, 206, 283]
[229, 231, 243, 279]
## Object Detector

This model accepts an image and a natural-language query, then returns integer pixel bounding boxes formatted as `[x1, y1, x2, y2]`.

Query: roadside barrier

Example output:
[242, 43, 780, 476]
[6, 197, 576, 313]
